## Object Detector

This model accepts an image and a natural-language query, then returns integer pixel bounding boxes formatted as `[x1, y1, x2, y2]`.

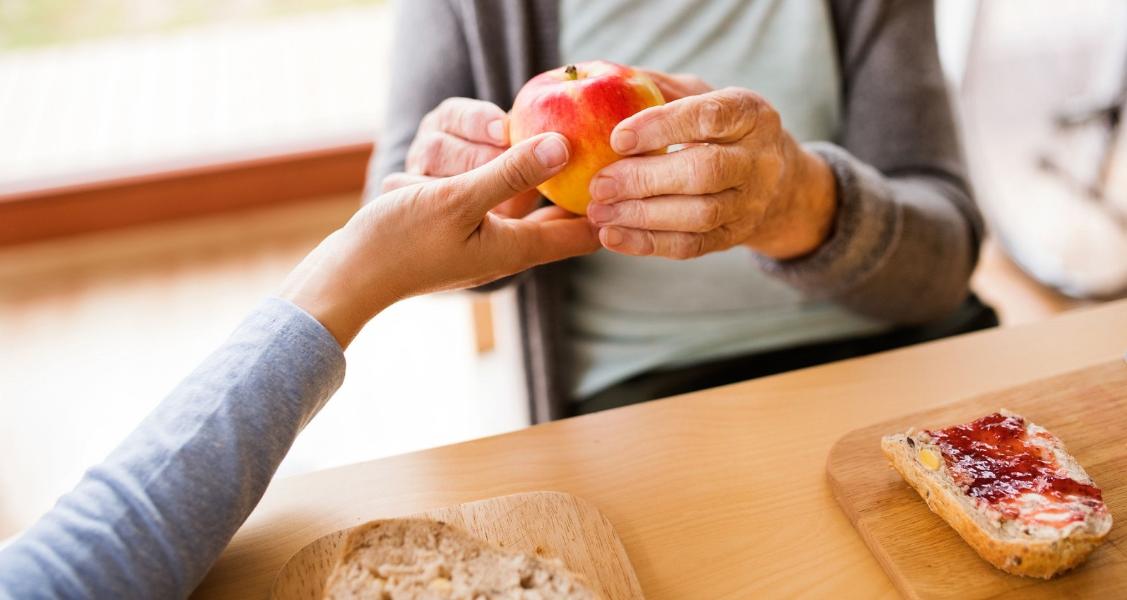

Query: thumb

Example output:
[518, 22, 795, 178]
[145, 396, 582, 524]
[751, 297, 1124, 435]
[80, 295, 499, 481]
[448, 132, 569, 218]
[637, 69, 712, 101]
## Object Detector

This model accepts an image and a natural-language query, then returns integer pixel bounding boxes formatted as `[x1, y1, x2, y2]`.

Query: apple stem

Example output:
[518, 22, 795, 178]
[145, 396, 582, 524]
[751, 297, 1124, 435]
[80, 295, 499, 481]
[565, 64, 578, 80]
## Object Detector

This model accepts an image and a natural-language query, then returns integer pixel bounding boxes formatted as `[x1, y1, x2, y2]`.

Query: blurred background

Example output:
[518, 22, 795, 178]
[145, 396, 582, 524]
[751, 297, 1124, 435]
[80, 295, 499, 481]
[0, 0, 1124, 541]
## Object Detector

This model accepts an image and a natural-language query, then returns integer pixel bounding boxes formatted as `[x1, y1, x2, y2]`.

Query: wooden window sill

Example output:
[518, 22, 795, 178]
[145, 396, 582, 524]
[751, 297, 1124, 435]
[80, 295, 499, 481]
[0, 138, 374, 247]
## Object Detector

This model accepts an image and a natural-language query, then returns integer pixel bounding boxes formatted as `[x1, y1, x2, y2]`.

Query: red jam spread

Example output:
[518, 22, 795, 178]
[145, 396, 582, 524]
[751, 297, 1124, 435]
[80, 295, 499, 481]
[926, 412, 1103, 521]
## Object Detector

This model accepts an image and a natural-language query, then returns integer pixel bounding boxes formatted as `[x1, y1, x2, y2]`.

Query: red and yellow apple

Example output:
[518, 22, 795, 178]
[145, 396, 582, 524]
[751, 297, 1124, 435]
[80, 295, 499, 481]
[508, 60, 665, 215]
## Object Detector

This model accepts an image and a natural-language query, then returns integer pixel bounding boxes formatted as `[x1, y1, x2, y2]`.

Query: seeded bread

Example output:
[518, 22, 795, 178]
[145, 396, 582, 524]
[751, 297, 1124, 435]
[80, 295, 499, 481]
[321, 518, 599, 599]
[881, 409, 1112, 579]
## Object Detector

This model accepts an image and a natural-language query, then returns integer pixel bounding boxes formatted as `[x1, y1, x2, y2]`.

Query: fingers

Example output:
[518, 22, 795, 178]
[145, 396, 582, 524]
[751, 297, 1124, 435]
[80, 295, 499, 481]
[599, 226, 733, 260]
[407, 98, 509, 178]
[443, 132, 570, 220]
[590, 144, 744, 202]
[587, 190, 743, 233]
[523, 205, 577, 223]
[381, 172, 434, 193]
[501, 216, 601, 269]
[490, 190, 543, 219]
[419, 97, 508, 146]
[406, 131, 506, 177]
[610, 88, 773, 155]
[636, 69, 712, 101]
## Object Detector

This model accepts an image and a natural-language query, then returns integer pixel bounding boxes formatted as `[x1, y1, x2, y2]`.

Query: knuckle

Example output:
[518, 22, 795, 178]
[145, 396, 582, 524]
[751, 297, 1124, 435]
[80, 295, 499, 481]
[471, 145, 502, 170]
[622, 200, 648, 229]
[759, 103, 781, 132]
[755, 150, 785, 186]
[669, 235, 701, 260]
[436, 97, 457, 112]
[697, 97, 727, 136]
[397, 180, 429, 208]
[436, 97, 459, 116]
[380, 173, 405, 193]
[499, 153, 537, 192]
[445, 97, 499, 138]
[699, 197, 723, 230]
[405, 138, 424, 171]
[740, 90, 779, 133]
[418, 132, 446, 172]
[655, 114, 684, 146]
[708, 149, 729, 179]
[687, 148, 725, 192]
[437, 97, 467, 131]
[453, 143, 479, 173]
[720, 224, 739, 247]
[641, 230, 659, 256]
[615, 166, 643, 197]
[457, 106, 476, 137]
[691, 235, 707, 258]
[419, 107, 440, 133]
[729, 87, 761, 107]
[727, 88, 773, 136]
[637, 166, 663, 197]
[444, 180, 476, 217]
[457, 143, 501, 175]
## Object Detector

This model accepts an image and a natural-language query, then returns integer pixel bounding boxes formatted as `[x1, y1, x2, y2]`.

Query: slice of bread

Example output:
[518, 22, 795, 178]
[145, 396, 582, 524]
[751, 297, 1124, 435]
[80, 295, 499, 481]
[881, 409, 1111, 579]
[322, 518, 599, 599]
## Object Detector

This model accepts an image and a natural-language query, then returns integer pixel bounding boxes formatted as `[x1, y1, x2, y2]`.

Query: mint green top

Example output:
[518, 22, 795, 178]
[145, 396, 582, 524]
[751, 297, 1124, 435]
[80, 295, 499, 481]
[560, 0, 889, 398]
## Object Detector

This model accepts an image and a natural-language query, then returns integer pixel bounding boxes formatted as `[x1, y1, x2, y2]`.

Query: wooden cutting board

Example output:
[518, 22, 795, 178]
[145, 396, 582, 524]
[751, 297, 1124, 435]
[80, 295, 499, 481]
[270, 491, 643, 599]
[827, 360, 1127, 599]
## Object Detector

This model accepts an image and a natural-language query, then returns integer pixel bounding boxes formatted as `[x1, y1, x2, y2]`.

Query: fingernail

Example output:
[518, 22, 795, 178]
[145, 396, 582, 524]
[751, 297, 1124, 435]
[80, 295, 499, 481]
[591, 176, 617, 201]
[587, 202, 617, 224]
[612, 128, 638, 154]
[534, 135, 568, 168]
[487, 119, 505, 143]
[602, 227, 624, 247]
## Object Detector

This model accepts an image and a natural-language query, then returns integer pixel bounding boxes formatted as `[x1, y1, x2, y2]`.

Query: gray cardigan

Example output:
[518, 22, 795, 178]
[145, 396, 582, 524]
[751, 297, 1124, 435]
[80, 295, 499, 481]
[368, 0, 982, 421]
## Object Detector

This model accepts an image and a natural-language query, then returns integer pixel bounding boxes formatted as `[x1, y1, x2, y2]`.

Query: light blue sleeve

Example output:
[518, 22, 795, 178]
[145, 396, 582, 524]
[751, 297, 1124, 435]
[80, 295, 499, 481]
[0, 297, 346, 599]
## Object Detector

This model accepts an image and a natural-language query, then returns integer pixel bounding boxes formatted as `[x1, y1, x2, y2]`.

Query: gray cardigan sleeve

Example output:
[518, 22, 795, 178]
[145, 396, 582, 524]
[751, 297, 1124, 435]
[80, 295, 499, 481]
[364, 0, 476, 203]
[0, 298, 345, 599]
[756, 0, 983, 324]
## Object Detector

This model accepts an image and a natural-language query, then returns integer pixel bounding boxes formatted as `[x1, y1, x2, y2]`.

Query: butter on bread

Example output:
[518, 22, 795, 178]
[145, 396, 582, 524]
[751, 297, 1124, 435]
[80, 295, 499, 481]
[322, 518, 598, 599]
[881, 409, 1112, 578]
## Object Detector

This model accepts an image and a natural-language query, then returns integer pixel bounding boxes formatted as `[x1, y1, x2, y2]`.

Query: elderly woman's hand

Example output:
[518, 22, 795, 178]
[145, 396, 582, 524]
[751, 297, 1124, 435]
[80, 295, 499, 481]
[586, 71, 837, 261]
[282, 133, 597, 347]
[384, 98, 540, 218]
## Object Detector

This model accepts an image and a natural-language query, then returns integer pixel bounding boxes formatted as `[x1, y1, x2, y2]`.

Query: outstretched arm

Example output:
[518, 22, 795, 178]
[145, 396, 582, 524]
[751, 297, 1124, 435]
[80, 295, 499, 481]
[0, 298, 346, 599]
[0, 133, 596, 599]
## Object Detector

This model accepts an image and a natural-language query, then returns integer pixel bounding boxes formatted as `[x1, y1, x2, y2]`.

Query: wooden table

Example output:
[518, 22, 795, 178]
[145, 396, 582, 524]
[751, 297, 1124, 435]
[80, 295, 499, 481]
[195, 300, 1127, 599]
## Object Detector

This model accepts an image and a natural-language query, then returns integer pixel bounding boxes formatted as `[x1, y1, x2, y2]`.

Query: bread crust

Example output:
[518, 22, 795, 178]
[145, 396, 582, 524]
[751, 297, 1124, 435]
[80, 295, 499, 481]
[881, 421, 1111, 579]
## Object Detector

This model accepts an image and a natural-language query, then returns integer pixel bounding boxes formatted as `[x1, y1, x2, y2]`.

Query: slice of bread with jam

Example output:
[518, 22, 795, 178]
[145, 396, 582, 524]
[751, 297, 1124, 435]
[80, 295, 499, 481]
[882, 409, 1112, 578]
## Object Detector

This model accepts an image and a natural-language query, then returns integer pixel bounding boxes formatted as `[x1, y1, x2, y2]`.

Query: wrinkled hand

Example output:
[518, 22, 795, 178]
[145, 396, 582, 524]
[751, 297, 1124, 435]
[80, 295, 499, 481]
[586, 71, 836, 260]
[282, 133, 598, 347]
[383, 98, 539, 218]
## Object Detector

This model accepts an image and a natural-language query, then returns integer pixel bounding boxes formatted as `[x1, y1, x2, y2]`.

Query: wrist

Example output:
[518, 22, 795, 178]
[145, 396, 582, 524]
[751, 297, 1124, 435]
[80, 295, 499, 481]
[279, 229, 397, 349]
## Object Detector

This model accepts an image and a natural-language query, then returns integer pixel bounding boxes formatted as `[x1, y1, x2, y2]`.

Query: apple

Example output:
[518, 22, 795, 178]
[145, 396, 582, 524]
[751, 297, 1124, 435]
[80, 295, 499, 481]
[508, 60, 665, 215]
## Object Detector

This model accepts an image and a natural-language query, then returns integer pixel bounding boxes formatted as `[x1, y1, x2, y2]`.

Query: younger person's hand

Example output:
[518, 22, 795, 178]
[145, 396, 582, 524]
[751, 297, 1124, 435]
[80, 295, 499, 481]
[282, 133, 597, 347]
